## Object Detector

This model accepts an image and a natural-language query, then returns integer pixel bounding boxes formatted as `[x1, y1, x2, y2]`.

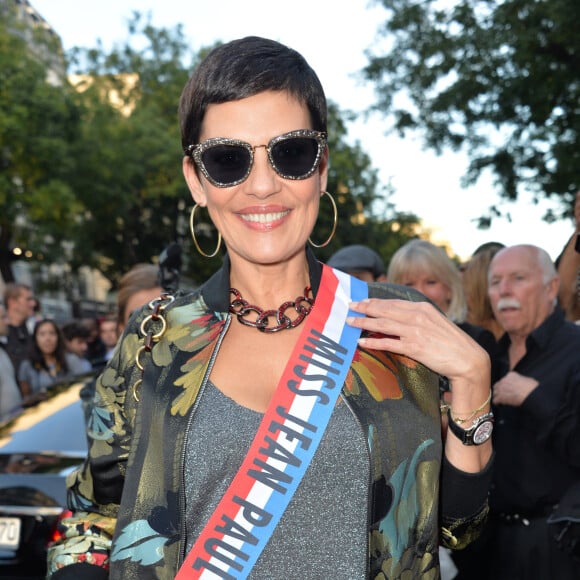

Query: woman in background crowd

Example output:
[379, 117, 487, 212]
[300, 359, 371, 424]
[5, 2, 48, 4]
[461, 247, 505, 341]
[17, 319, 71, 400]
[387, 238, 499, 382]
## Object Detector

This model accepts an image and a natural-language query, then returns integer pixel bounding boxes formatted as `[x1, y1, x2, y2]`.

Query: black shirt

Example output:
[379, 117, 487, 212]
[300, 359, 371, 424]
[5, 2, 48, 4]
[457, 321, 501, 385]
[5, 323, 33, 379]
[490, 307, 580, 514]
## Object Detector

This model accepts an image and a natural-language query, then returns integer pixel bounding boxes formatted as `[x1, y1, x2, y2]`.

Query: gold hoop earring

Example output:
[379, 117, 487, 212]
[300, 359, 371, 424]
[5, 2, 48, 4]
[308, 191, 337, 248]
[189, 204, 222, 258]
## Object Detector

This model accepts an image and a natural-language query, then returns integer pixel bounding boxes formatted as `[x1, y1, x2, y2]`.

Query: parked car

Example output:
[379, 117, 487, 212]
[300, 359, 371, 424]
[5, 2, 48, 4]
[0, 378, 89, 578]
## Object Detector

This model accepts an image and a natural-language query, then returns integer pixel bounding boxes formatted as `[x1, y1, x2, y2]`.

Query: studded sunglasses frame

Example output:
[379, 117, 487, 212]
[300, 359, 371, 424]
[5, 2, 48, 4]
[185, 129, 327, 188]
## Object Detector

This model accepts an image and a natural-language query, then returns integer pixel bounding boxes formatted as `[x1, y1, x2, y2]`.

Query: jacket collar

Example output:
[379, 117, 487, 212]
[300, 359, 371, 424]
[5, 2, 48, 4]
[200, 246, 323, 313]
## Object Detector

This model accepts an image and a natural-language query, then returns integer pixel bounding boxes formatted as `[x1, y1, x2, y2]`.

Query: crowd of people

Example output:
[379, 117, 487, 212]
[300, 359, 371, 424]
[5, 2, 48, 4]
[327, 231, 580, 579]
[0, 262, 164, 422]
[0, 35, 578, 580]
[0, 282, 111, 418]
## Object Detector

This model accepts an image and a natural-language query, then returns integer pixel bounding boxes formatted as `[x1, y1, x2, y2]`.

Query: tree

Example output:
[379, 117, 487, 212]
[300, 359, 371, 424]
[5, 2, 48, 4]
[0, 11, 82, 283]
[363, 0, 580, 225]
[2, 9, 420, 289]
[64, 14, 199, 286]
[318, 101, 421, 266]
[68, 18, 420, 284]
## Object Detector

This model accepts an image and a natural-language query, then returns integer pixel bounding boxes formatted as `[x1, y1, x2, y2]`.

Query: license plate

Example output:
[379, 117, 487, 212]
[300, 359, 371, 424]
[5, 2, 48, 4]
[0, 517, 21, 549]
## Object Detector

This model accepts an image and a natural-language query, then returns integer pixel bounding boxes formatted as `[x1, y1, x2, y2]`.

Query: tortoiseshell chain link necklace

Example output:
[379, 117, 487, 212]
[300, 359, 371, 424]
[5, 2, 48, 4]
[229, 286, 314, 333]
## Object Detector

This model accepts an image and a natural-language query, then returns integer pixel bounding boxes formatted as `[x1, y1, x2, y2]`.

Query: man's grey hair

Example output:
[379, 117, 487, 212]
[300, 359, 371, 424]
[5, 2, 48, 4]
[534, 246, 557, 284]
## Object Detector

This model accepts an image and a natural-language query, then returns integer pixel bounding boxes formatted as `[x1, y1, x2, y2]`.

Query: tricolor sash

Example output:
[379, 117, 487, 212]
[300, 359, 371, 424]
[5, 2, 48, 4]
[175, 265, 368, 579]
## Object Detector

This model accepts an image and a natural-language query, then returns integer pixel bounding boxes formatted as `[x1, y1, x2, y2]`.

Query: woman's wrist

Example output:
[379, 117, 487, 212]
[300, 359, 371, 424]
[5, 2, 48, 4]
[444, 368, 491, 417]
[445, 390, 492, 424]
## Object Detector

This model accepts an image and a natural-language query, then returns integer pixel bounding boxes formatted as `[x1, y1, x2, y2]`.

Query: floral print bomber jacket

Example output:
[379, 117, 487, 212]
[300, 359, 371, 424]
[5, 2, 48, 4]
[47, 251, 491, 580]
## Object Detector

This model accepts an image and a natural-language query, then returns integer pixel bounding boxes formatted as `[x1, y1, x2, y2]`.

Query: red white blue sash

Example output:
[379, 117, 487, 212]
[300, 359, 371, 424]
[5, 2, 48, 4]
[175, 265, 368, 579]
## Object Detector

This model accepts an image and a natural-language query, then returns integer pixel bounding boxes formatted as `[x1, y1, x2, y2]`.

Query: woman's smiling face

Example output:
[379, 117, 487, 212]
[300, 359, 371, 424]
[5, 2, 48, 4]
[183, 90, 328, 268]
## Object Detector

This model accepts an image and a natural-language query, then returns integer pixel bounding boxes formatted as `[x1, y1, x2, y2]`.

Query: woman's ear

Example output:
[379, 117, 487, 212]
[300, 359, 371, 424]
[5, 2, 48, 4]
[182, 157, 207, 206]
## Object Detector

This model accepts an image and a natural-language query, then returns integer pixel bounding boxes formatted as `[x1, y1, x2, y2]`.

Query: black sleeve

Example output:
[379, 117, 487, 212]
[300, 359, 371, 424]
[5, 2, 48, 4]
[50, 563, 109, 580]
[440, 454, 494, 519]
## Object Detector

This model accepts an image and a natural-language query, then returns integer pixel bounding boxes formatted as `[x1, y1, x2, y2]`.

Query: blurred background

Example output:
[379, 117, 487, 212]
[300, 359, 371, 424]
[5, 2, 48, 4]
[1, 0, 577, 320]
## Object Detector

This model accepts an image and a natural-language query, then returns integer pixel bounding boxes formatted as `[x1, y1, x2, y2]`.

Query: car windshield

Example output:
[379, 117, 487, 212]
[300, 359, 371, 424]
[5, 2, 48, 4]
[0, 381, 88, 456]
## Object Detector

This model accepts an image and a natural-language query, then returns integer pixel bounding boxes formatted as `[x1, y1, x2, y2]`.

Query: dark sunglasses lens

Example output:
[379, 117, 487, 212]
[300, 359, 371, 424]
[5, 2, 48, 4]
[201, 144, 251, 185]
[271, 137, 319, 178]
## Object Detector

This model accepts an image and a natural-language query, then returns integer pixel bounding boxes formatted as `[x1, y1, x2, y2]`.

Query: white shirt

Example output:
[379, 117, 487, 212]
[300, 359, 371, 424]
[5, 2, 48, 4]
[0, 347, 23, 421]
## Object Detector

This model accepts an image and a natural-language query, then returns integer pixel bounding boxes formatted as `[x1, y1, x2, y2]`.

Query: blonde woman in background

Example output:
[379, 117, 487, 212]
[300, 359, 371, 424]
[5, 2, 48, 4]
[387, 238, 499, 381]
[461, 248, 505, 341]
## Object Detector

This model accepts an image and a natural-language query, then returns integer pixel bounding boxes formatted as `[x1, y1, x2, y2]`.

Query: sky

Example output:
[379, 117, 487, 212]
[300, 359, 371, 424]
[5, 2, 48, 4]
[30, 0, 572, 261]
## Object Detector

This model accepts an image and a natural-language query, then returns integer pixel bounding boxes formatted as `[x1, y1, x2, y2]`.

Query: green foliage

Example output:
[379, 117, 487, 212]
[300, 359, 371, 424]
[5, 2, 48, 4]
[1, 10, 420, 288]
[0, 11, 81, 282]
[63, 14, 197, 286]
[364, 0, 580, 223]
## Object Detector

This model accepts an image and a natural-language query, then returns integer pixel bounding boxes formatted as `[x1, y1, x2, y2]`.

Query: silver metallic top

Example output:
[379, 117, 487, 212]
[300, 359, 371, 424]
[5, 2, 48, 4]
[184, 381, 369, 579]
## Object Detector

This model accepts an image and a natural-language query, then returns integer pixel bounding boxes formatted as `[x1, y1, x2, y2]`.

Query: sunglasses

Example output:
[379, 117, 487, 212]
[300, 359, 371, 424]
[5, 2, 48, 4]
[185, 129, 327, 188]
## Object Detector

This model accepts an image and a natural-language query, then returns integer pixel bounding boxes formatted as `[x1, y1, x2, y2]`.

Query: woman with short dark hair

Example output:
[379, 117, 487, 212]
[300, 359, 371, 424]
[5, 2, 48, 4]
[48, 37, 493, 580]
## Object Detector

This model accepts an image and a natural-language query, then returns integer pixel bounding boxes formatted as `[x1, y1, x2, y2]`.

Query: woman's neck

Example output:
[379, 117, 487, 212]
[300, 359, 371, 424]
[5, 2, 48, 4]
[44, 354, 57, 366]
[228, 254, 310, 308]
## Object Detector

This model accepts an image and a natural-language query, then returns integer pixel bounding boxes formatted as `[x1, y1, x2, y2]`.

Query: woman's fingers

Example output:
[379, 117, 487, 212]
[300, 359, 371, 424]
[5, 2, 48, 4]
[348, 299, 489, 382]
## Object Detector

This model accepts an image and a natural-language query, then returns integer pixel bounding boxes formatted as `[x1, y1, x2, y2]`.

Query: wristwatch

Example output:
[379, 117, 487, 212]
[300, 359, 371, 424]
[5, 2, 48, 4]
[447, 409, 494, 445]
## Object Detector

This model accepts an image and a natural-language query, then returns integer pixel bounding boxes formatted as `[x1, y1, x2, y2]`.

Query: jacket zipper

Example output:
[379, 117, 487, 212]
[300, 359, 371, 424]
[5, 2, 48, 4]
[177, 314, 232, 568]
[341, 390, 373, 579]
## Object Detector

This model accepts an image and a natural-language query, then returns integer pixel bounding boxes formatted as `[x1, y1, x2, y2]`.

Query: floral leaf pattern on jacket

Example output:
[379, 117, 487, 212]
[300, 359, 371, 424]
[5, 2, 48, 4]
[380, 440, 435, 559]
[370, 446, 441, 580]
[111, 519, 167, 565]
[346, 335, 417, 401]
[167, 307, 226, 416]
[86, 389, 114, 441]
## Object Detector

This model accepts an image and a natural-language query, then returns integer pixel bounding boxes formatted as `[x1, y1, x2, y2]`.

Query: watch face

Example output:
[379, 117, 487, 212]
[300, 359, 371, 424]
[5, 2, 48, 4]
[473, 420, 493, 445]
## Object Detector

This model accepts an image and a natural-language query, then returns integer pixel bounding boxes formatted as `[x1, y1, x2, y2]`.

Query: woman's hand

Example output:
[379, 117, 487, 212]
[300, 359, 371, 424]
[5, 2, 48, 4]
[347, 298, 493, 472]
[347, 298, 490, 390]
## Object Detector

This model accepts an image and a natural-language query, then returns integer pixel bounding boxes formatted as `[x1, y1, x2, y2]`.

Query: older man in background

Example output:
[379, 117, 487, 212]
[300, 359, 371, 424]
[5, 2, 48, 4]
[485, 244, 580, 579]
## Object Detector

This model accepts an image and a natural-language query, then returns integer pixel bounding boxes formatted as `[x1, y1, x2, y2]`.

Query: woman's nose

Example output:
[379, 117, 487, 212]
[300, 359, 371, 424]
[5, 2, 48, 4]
[244, 147, 279, 197]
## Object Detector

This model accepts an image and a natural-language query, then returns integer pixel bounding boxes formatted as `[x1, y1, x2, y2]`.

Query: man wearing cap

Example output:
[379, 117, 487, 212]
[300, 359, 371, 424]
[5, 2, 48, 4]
[327, 244, 387, 283]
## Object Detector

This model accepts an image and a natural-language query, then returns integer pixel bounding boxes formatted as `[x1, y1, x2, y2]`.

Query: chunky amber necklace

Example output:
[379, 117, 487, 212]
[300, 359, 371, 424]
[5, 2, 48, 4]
[229, 286, 314, 333]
